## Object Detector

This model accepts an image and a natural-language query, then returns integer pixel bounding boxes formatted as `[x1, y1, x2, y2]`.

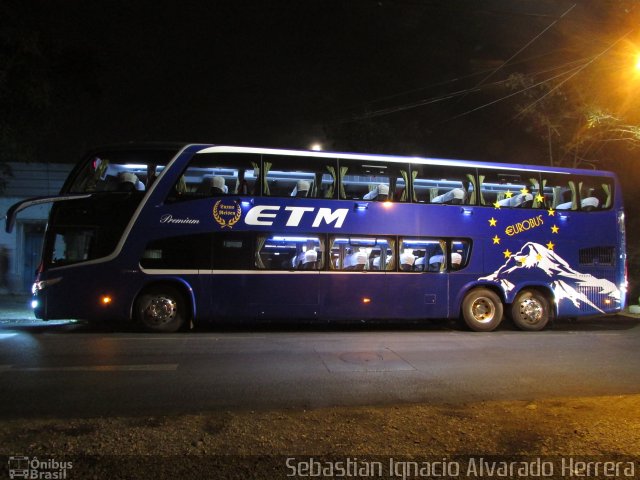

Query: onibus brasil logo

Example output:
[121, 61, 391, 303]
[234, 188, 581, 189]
[8, 456, 73, 479]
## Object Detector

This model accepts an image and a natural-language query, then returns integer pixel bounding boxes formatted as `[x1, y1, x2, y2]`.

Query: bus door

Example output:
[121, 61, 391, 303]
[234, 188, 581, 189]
[210, 233, 321, 320]
[321, 237, 391, 319]
[387, 238, 450, 319]
[250, 234, 321, 319]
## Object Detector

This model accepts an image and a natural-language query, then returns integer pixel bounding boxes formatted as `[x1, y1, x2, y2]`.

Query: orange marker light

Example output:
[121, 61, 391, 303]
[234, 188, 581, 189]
[100, 295, 113, 305]
[362, 297, 372, 304]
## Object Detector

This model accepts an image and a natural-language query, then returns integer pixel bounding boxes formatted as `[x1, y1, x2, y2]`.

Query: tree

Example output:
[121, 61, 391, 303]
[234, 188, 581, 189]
[505, 71, 640, 169]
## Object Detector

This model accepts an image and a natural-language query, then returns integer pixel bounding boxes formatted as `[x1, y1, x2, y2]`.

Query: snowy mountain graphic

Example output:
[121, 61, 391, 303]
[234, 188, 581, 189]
[480, 242, 620, 314]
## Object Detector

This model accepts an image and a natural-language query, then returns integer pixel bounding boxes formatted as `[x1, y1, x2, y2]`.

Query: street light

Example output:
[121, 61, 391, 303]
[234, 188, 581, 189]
[310, 143, 322, 151]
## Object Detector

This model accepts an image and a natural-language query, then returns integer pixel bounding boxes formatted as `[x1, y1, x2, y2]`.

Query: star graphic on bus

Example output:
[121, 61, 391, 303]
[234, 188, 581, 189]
[546, 241, 555, 250]
[503, 249, 512, 258]
[489, 217, 497, 227]
[535, 193, 544, 203]
[551, 225, 559, 234]
[520, 187, 529, 195]
[493, 201, 501, 209]
[492, 235, 500, 244]
[547, 208, 555, 216]
[504, 190, 513, 198]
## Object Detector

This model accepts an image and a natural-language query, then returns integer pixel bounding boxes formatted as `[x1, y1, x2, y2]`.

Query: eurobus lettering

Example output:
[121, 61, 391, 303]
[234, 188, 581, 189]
[6, 144, 627, 332]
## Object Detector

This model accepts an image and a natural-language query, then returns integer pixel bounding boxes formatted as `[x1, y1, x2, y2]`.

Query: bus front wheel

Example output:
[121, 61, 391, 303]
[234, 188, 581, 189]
[461, 288, 503, 332]
[511, 290, 550, 331]
[134, 286, 187, 333]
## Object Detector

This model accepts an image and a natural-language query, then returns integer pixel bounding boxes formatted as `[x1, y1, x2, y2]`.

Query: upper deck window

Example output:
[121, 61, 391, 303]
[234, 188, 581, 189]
[541, 173, 578, 211]
[575, 176, 613, 211]
[412, 164, 475, 205]
[478, 170, 542, 209]
[166, 152, 260, 203]
[263, 155, 337, 199]
[68, 148, 178, 193]
[338, 160, 409, 202]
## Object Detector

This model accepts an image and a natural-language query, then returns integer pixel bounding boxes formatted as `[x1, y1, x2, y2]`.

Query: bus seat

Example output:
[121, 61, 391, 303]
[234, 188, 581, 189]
[353, 250, 368, 270]
[302, 249, 318, 269]
[117, 172, 140, 192]
[363, 183, 389, 201]
[429, 254, 444, 272]
[450, 252, 462, 270]
[291, 180, 311, 197]
[432, 188, 464, 204]
[400, 251, 415, 271]
[197, 176, 227, 195]
[498, 193, 533, 208]
[211, 176, 227, 195]
[581, 197, 599, 211]
[414, 256, 425, 272]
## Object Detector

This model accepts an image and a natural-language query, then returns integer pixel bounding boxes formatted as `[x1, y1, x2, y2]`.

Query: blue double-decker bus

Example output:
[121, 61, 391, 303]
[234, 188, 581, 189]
[6, 144, 627, 332]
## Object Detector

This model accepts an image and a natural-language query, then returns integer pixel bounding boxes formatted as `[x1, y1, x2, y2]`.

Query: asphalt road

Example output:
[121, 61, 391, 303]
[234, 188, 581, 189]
[0, 305, 639, 420]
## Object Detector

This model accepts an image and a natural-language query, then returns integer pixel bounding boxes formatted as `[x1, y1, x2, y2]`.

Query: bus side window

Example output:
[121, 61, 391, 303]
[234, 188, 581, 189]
[212, 233, 253, 270]
[411, 165, 475, 205]
[541, 173, 578, 211]
[338, 160, 409, 202]
[262, 155, 337, 198]
[450, 239, 471, 270]
[478, 169, 540, 209]
[165, 152, 259, 203]
[576, 176, 613, 211]
[329, 236, 395, 271]
[255, 234, 324, 270]
[141, 234, 212, 270]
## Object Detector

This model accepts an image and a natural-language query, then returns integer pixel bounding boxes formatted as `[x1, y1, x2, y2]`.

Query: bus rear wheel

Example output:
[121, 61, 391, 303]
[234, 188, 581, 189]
[511, 290, 550, 331]
[461, 288, 503, 332]
[134, 286, 187, 333]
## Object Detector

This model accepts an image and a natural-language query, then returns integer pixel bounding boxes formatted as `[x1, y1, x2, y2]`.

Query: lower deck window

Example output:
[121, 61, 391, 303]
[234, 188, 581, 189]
[256, 235, 324, 270]
[329, 236, 395, 271]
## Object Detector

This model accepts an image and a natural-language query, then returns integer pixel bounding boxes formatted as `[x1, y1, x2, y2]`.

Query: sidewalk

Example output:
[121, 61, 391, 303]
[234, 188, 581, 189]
[0, 294, 36, 322]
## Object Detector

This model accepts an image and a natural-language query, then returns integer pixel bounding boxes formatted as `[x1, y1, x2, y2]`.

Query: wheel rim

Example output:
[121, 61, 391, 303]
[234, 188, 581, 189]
[143, 295, 178, 326]
[518, 297, 544, 325]
[471, 297, 496, 324]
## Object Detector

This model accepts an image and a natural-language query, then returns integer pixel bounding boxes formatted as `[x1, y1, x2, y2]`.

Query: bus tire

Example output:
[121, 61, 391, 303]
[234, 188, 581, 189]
[461, 288, 503, 332]
[134, 285, 187, 333]
[511, 289, 549, 331]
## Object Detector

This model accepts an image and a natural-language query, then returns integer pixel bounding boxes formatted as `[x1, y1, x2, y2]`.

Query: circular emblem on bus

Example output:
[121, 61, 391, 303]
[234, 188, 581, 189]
[212, 199, 242, 229]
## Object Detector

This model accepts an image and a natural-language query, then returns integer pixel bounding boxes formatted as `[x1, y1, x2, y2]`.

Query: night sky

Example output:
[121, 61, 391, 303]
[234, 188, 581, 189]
[4, 0, 639, 172]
